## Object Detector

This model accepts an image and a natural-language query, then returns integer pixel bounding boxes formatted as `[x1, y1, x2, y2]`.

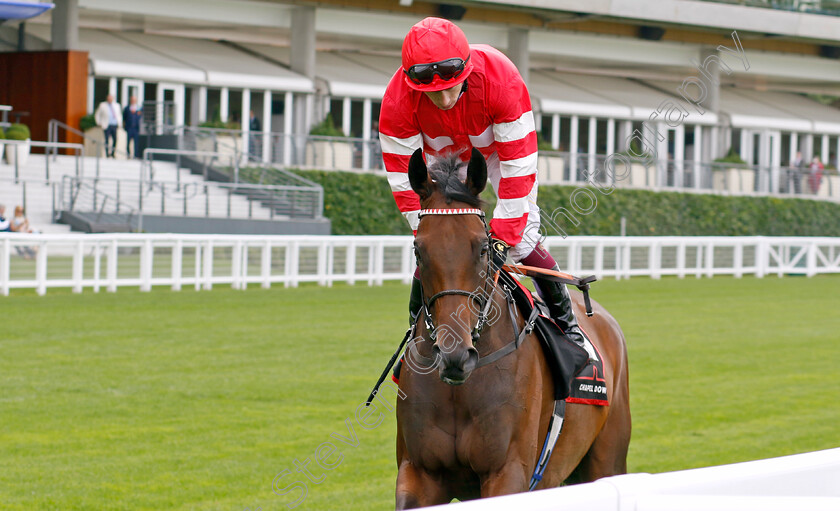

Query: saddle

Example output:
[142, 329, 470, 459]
[499, 268, 608, 405]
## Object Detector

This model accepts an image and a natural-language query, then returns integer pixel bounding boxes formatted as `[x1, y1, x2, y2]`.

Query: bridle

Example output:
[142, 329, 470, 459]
[415, 208, 494, 343]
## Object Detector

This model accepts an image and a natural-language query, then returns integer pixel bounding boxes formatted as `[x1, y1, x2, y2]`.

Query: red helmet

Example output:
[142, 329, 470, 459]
[402, 17, 473, 92]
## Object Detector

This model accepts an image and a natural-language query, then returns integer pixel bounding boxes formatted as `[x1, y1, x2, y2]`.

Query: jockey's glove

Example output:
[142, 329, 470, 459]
[490, 238, 510, 271]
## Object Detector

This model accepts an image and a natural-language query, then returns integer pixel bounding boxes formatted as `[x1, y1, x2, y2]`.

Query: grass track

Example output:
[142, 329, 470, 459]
[1, 275, 839, 510]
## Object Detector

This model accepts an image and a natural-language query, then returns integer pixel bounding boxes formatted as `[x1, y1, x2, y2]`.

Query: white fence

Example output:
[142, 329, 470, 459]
[426, 448, 840, 511]
[2, 234, 840, 296]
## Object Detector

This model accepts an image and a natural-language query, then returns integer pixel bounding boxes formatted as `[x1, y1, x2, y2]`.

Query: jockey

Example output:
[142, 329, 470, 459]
[380, 17, 589, 372]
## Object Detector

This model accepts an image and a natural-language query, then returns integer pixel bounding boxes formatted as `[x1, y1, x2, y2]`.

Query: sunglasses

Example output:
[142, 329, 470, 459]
[404, 55, 470, 85]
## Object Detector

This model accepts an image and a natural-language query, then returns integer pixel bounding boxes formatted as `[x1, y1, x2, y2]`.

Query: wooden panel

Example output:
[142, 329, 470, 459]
[0, 51, 88, 152]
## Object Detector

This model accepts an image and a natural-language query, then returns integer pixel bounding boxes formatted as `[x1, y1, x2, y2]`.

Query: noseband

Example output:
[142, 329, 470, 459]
[416, 208, 494, 343]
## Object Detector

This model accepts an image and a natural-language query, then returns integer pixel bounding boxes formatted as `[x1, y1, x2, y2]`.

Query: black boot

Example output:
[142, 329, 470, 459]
[393, 276, 423, 382]
[533, 266, 589, 353]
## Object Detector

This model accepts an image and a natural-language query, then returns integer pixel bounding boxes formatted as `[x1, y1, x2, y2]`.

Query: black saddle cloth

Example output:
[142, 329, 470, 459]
[500, 270, 590, 401]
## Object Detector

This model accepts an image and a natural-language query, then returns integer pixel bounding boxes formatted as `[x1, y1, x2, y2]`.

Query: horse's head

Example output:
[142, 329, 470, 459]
[409, 148, 489, 385]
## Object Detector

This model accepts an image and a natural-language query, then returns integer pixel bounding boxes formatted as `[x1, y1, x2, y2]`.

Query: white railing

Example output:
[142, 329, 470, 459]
[425, 448, 840, 511]
[1, 234, 839, 296]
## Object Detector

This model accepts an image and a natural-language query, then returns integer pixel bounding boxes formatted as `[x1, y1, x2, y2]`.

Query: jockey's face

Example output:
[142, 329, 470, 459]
[424, 83, 462, 110]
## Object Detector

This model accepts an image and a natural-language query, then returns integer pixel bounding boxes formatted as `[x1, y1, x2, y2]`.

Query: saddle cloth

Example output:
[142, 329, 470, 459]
[502, 270, 609, 406]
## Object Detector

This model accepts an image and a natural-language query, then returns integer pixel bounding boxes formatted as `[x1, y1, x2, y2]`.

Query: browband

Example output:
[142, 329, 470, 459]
[418, 208, 485, 217]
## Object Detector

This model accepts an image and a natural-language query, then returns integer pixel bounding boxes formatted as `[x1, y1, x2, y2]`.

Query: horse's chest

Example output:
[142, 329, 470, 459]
[401, 370, 534, 472]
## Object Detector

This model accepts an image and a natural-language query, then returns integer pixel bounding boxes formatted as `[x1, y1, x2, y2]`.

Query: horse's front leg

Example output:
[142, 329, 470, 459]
[395, 460, 449, 510]
[479, 460, 530, 498]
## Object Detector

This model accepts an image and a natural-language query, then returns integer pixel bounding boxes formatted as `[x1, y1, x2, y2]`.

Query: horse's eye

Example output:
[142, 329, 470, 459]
[480, 244, 489, 257]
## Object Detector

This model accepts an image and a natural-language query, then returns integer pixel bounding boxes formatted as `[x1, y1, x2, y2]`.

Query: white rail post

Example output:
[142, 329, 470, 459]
[172, 239, 183, 291]
[140, 238, 153, 292]
[261, 240, 271, 289]
[325, 241, 334, 288]
[288, 240, 299, 288]
[649, 240, 661, 280]
[1, 238, 9, 296]
[402, 238, 414, 284]
[806, 239, 817, 277]
[346, 241, 356, 286]
[194, 243, 202, 291]
[72, 239, 84, 293]
[232, 240, 243, 290]
[93, 242, 101, 293]
[318, 240, 328, 287]
[676, 241, 686, 279]
[706, 242, 715, 278]
[35, 240, 48, 296]
[107, 239, 118, 292]
[594, 241, 604, 280]
[756, 237, 767, 278]
[734, 242, 743, 278]
[203, 240, 214, 290]
[374, 240, 385, 286]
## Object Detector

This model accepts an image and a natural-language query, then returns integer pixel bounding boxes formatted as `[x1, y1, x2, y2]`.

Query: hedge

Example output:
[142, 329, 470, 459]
[287, 169, 840, 237]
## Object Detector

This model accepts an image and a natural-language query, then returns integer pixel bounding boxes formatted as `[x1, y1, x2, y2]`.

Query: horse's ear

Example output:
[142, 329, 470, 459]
[408, 148, 431, 200]
[466, 148, 487, 196]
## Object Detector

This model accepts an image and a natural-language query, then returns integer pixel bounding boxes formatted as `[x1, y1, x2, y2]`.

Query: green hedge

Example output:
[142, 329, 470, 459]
[290, 169, 840, 237]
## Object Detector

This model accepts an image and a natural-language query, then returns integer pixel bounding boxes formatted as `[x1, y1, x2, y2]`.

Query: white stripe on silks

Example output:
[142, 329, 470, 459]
[387, 171, 412, 192]
[493, 111, 535, 143]
[500, 152, 538, 179]
[380, 133, 422, 156]
[423, 134, 454, 152]
[494, 196, 530, 219]
[469, 125, 494, 148]
[404, 210, 420, 231]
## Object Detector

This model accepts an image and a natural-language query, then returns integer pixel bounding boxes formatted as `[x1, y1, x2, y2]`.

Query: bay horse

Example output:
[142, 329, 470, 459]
[394, 149, 630, 508]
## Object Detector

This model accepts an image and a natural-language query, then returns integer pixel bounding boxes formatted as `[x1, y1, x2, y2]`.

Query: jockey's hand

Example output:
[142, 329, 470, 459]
[490, 238, 509, 271]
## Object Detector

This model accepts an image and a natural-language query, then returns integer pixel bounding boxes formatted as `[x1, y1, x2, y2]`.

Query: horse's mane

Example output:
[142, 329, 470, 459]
[427, 155, 483, 208]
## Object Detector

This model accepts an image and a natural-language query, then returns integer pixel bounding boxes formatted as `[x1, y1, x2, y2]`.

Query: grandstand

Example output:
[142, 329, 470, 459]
[2, 1, 840, 237]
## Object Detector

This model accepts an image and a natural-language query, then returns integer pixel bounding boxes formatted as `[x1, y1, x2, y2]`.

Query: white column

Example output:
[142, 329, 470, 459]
[241, 88, 251, 163]
[789, 132, 798, 164]
[220, 87, 229, 122]
[618, 120, 632, 151]
[569, 115, 579, 182]
[283, 91, 294, 166]
[87, 75, 94, 113]
[693, 124, 702, 189]
[606, 118, 615, 156]
[262, 90, 272, 163]
[821, 134, 829, 164]
[175, 85, 185, 128]
[342, 97, 351, 136]
[507, 27, 530, 85]
[362, 98, 372, 170]
[804, 133, 814, 160]
[198, 86, 207, 123]
[740, 129, 750, 163]
[551, 114, 560, 150]
[836, 136, 840, 170]
[587, 117, 596, 178]
[108, 77, 117, 97]
[674, 124, 685, 188]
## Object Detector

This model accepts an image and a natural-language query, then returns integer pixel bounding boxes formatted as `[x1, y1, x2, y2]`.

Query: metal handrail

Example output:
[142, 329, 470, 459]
[47, 118, 102, 177]
[2, 139, 85, 183]
[141, 147, 240, 188]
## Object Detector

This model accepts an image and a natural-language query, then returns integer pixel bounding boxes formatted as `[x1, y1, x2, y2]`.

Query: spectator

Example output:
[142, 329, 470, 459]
[248, 110, 261, 160]
[123, 96, 143, 159]
[370, 119, 382, 169]
[95, 94, 122, 158]
[808, 155, 824, 194]
[0, 204, 10, 232]
[10, 205, 36, 259]
[10, 205, 33, 233]
[788, 151, 804, 194]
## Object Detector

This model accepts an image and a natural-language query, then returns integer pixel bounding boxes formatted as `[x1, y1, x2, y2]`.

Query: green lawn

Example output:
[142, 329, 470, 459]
[1, 275, 839, 510]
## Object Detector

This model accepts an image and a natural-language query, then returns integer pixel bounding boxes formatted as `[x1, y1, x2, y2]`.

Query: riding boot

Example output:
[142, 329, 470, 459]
[393, 276, 423, 382]
[533, 267, 589, 354]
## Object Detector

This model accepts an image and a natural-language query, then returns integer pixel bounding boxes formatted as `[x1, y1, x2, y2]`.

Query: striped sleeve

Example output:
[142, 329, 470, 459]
[379, 84, 423, 232]
[489, 75, 538, 247]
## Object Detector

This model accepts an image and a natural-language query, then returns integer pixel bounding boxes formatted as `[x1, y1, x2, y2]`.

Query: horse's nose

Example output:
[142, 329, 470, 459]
[435, 344, 479, 385]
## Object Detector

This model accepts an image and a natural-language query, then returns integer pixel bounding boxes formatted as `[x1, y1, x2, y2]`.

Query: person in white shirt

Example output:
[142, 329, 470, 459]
[95, 94, 122, 158]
